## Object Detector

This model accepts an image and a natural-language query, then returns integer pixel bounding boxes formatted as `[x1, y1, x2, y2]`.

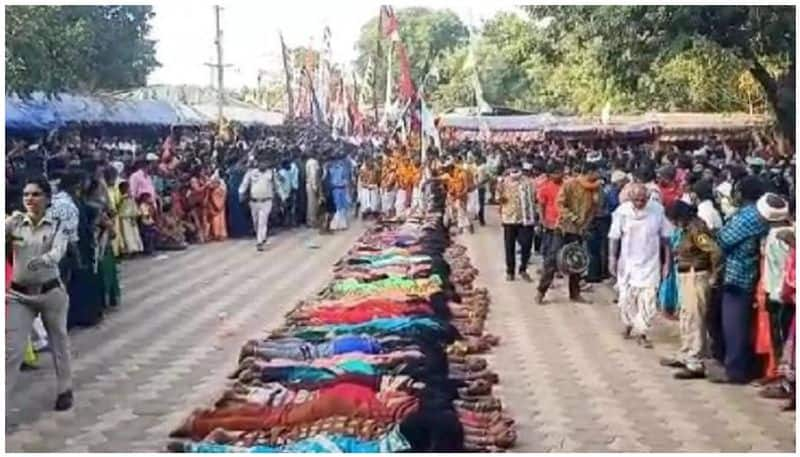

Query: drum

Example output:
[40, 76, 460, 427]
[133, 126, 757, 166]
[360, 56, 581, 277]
[557, 241, 589, 275]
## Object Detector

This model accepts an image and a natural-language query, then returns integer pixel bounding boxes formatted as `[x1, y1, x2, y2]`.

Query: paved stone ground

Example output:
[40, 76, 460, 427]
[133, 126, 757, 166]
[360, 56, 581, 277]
[461, 209, 795, 452]
[5, 211, 796, 452]
[5, 224, 365, 452]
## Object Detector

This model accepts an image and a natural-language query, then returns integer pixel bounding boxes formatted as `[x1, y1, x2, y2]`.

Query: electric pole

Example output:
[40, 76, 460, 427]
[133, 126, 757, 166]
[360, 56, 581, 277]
[203, 5, 232, 129]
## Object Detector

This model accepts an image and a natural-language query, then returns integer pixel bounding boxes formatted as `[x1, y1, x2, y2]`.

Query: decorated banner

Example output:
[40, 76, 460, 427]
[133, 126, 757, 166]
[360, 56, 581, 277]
[420, 98, 441, 157]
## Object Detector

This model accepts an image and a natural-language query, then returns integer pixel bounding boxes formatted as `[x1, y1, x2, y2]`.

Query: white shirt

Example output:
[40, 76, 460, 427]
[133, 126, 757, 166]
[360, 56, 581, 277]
[715, 181, 737, 219]
[239, 168, 275, 200]
[609, 200, 671, 288]
[763, 226, 794, 302]
[47, 191, 80, 243]
[697, 200, 723, 231]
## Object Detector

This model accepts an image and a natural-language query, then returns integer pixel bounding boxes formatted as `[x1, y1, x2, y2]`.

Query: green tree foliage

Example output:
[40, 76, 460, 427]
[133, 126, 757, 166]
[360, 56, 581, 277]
[427, 46, 472, 110]
[524, 5, 795, 141]
[6, 5, 159, 95]
[354, 8, 469, 103]
[353, 6, 793, 139]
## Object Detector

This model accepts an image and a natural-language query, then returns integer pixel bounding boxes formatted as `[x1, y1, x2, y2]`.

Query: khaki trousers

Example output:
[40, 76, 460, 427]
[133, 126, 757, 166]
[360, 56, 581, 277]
[6, 285, 73, 398]
[676, 269, 711, 371]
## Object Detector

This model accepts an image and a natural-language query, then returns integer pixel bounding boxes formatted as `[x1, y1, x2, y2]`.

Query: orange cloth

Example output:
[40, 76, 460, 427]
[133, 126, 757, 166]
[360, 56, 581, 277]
[753, 261, 778, 380]
[187, 177, 209, 241]
[185, 383, 418, 440]
[444, 166, 472, 202]
[206, 181, 228, 241]
[396, 158, 420, 191]
[405, 164, 421, 190]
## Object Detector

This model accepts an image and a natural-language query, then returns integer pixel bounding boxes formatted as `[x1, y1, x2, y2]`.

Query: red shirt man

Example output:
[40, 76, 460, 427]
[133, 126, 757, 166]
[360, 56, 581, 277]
[536, 164, 563, 230]
[657, 165, 682, 208]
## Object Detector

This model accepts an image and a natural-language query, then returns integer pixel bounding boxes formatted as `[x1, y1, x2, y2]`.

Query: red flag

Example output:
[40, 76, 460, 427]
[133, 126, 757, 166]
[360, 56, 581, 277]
[380, 6, 400, 41]
[396, 42, 415, 102]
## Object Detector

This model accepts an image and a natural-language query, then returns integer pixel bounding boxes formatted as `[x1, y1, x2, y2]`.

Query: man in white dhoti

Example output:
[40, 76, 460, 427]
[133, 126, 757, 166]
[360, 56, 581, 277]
[305, 154, 321, 228]
[357, 157, 380, 218]
[380, 153, 397, 218]
[609, 183, 671, 348]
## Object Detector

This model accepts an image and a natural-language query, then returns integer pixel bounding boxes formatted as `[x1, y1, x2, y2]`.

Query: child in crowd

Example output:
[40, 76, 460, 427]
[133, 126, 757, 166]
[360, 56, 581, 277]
[138, 192, 158, 255]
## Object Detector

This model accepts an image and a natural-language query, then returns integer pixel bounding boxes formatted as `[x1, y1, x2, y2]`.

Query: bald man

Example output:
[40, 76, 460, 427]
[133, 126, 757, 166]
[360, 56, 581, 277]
[609, 183, 671, 348]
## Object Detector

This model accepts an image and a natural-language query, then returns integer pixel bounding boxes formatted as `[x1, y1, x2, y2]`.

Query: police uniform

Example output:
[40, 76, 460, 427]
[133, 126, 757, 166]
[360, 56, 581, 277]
[238, 167, 276, 248]
[670, 218, 722, 373]
[6, 211, 74, 399]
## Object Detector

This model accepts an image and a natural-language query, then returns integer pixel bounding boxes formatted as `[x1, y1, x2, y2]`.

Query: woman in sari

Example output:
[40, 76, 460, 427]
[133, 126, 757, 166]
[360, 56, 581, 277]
[225, 160, 252, 238]
[87, 170, 121, 310]
[115, 181, 144, 256]
[67, 176, 104, 328]
[760, 231, 796, 411]
[658, 226, 682, 318]
[169, 178, 195, 241]
[206, 173, 228, 241]
[186, 169, 209, 243]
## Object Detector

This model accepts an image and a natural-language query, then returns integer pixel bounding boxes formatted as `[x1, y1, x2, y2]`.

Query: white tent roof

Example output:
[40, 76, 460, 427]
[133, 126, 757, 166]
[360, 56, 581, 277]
[115, 85, 285, 126]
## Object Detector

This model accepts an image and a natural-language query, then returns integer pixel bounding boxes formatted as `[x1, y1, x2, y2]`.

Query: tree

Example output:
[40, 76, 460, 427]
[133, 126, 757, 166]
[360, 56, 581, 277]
[428, 46, 472, 111]
[427, 12, 545, 112]
[354, 7, 469, 104]
[649, 40, 763, 113]
[524, 5, 796, 142]
[472, 12, 540, 109]
[6, 5, 159, 95]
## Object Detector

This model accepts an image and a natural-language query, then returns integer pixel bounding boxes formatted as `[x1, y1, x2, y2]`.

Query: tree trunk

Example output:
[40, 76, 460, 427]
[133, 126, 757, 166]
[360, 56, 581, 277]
[748, 58, 795, 146]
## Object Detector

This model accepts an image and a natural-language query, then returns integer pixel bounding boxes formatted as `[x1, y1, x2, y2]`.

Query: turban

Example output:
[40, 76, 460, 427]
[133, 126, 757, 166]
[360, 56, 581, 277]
[756, 193, 789, 222]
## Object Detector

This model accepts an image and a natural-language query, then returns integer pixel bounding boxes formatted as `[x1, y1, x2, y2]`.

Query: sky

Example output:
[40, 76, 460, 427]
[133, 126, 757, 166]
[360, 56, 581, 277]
[147, 1, 519, 89]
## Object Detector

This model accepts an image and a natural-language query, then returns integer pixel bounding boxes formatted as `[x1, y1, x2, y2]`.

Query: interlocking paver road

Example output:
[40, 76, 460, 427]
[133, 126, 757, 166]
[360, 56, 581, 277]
[462, 210, 795, 452]
[5, 211, 796, 452]
[5, 225, 365, 452]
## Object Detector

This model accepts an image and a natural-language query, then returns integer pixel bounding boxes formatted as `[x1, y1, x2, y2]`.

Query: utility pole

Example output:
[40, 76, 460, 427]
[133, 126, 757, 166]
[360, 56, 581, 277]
[203, 5, 232, 129]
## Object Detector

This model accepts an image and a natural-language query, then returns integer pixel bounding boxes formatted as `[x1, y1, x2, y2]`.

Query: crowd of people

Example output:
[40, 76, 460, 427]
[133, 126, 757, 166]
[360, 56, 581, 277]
[478, 136, 795, 411]
[4, 122, 374, 411]
[5, 121, 796, 418]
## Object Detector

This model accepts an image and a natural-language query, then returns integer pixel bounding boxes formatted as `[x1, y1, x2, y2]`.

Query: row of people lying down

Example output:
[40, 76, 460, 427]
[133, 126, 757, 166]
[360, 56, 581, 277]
[168, 216, 515, 452]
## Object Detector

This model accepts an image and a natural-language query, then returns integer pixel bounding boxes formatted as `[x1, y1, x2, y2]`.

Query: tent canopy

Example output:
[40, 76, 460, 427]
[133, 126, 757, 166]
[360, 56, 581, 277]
[6, 85, 284, 132]
[6, 92, 208, 131]
[438, 107, 769, 142]
[115, 85, 284, 126]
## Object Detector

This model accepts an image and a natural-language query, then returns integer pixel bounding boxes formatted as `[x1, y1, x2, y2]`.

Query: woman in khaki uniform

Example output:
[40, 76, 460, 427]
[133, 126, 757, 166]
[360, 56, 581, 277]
[6, 177, 74, 411]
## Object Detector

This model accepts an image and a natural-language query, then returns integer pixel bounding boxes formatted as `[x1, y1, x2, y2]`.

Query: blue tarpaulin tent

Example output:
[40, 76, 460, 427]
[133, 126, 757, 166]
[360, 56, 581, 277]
[6, 87, 283, 131]
[6, 92, 208, 131]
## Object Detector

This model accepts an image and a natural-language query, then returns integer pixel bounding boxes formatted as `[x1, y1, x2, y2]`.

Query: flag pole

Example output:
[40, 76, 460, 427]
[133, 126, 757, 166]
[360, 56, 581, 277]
[279, 31, 295, 120]
[374, 7, 382, 128]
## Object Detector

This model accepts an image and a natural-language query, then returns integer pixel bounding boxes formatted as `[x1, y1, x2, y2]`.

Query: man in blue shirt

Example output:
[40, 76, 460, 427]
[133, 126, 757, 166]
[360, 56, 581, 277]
[277, 158, 298, 227]
[708, 176, 770, 383]
[328, 153, 352, 231]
